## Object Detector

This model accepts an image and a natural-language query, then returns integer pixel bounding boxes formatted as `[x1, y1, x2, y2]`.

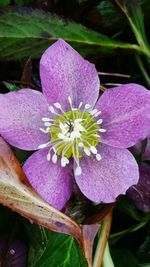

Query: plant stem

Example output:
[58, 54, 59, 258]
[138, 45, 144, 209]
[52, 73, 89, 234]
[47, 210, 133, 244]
[93, 212, 112, 267]
[135, 54, 150, 87]
[102, 242, 115, 267]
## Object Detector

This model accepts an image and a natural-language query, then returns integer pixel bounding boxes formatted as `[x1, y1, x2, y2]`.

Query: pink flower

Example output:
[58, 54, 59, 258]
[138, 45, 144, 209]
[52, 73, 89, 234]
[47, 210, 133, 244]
[0, 40, 150, 210]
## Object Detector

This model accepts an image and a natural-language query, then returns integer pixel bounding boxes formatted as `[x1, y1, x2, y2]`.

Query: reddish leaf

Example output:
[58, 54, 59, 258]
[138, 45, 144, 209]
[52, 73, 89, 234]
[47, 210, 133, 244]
[0, 137, 81, 244]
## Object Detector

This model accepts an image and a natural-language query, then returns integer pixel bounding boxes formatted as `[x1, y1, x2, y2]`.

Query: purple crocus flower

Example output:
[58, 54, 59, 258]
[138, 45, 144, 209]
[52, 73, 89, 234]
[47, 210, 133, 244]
[0, 39, 150, 210]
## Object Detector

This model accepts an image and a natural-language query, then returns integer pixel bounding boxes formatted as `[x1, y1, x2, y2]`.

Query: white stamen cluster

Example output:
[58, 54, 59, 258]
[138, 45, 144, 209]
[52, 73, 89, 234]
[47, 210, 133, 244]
[38, 96, 106, 176]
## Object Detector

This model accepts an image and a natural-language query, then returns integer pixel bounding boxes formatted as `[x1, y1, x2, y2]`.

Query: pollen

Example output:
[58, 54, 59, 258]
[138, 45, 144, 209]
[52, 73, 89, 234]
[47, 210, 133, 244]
[39, 97, 106, 175]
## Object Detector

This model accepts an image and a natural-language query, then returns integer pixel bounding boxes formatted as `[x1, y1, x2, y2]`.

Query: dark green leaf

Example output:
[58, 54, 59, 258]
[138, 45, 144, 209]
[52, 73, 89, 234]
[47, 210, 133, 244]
[26, 224, 87, 267]
[26, 223, 48, 267]
[96, 1, 124, 29]
[136, 236, 150, 264]
[0, 7, 140, 60]
[111, 248, 139, 267]
[15, 0, 30, 5]
[111, 0, 150, 58]
[116, 196, 150, 222]
[0, 0, 10, 6]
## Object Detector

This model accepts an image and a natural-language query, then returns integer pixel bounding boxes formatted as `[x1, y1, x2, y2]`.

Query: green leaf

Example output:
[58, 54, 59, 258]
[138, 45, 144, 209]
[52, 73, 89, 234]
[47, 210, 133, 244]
[15, 0, 30, 5]
[97, 1, 123, 29]
[26, 223, 48, 267]
[116, 196, 150, 222]
[30, 230, 87, 267]
[111, 0, 150, 58]
[111, 248, 140, 267]
[136, 236, 150, 264]
[0, 0, 10, 6]
[3, 81, 19, 91]
[26, 223, 87, 267]
[0, 7, 140, 60]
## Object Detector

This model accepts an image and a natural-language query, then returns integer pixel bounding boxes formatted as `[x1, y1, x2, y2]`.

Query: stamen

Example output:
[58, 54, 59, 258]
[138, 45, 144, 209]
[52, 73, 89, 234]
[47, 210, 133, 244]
[61, 156, 69, 167]
[39, 100, 103, 170]
[94, 111, 102, 118]
[84, 147, 91, 156]
[75, 166, 82, 176]
[90, 109, 98, 115]
[90, 146, 97, 154]
[85, 104, 91, 110]
[48, 106, 59, 116]
[54, 102, 61, 109]
[44, 122, 52, 127]
[52, 153, 57, 163]
[40, 128, 50, 133]
[97, 119, 103, 125]
[38, 142, 50, 149]
[78, 102, 83, 109]
[68, 96, 73, 110]
[99, 128, 106, 132]
[96, 154, 102, 161]
[47, 152, 51, 161]
[42, 117, 54, 122]
[54, 102, 70, 121]
[78, 142, 84, 147]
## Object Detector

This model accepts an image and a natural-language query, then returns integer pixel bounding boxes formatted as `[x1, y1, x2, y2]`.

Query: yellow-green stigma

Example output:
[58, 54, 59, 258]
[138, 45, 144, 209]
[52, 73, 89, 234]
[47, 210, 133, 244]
[39, 97, 106, 175]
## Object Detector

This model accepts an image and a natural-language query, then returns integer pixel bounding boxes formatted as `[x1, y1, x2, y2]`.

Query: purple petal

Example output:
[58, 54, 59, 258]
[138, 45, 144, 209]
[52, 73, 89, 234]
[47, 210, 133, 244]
[0, 89, 50, 150]
[96, 84, 150, 148]
[23, 149, 73, 210]
[127, 163, 150, 212]
[74, 144, 139, 203]
[40, 39, 100, 109]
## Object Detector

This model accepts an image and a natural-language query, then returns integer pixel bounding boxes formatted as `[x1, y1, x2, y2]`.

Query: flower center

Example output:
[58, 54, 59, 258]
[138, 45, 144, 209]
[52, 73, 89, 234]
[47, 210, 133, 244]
[39, 97, 106, 175]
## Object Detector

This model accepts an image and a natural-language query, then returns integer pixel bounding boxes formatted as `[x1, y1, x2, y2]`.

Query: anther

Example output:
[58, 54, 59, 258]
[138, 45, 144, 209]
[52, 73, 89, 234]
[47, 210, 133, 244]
[78, 102, 83, 109]
[84, 147, 91, 156]
[85, 104, 91, 110]
[97, 119, 103, 124]
[47, 152, 51, 161]
[38, 142, 50, 149]
[75, 166, 82, 176]
[90, 109, 98, 115]
[96, 154, 102, 161]
[94, 111, 102, 118]
[61, 157, 69, 167]
[42, 117, 54, 122]
[40, 128, 50, 133]
[54, 102, 61, 109]
[90, 146, 97, 154]
[68, 96, 72, 107]
[78, 142, 84, 147]
[48, 106, 55, 113]
[99, 128, 106, 132]
[52, 153, 57, 163]
[44, 122, 52, 127]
